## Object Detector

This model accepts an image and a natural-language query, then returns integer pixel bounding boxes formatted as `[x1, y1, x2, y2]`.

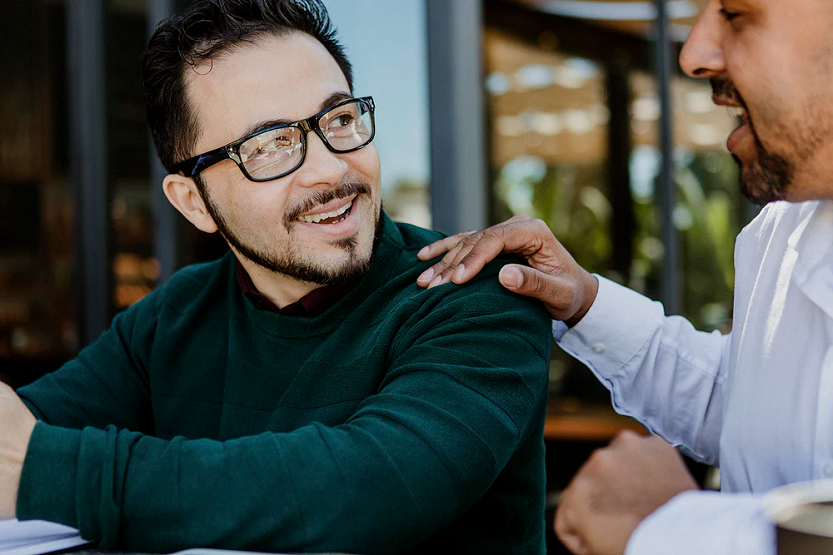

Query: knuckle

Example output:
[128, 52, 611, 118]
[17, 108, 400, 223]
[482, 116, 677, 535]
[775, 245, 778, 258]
[461, 233, 482, 248]
[609, 431, 630, 447]
[431, 260, 449, 273]
[585, 448, 608, 470]
[531, 218, 550, 233]
[615, 429, 639, 444]
[481, 225, 503, 238]
[527, 270, 547, 294]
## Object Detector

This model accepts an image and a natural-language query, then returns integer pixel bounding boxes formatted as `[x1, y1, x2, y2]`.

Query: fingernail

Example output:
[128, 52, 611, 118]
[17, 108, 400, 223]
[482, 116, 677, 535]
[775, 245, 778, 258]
[428, 275, 443, 289]
[418, 246, 429, 258]
[499, 266, 522, 289]
[452, 264, 466, 283]
[417, 268, 434, 284]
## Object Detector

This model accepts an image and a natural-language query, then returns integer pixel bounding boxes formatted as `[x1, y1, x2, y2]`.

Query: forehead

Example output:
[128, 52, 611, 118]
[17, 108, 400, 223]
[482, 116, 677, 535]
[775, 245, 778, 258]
[186, 32, 350, 153]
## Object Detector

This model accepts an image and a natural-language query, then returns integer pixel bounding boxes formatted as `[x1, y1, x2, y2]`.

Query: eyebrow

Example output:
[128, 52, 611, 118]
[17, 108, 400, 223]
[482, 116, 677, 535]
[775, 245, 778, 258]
[239, 91, 354, 139]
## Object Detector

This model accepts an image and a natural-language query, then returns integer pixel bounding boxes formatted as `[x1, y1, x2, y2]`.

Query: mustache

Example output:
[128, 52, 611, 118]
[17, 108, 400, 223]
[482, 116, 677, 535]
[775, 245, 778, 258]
[284, 181, 371, 228]
[710, 76, 748, 111]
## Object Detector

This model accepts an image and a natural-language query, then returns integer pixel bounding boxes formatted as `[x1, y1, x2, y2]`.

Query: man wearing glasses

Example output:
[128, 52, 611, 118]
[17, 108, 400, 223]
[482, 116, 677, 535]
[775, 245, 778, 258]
[0, 1, 552, 553]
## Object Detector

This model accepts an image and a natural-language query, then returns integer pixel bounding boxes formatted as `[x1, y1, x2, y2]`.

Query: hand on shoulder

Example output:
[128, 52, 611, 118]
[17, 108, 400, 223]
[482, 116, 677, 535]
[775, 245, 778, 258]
[416, 215, 599, 326]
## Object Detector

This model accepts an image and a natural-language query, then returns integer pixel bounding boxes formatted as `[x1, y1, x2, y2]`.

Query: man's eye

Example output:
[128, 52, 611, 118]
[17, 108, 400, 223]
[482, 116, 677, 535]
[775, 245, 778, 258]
[331, 113, 355, 127]
[719, 8, 740, 21]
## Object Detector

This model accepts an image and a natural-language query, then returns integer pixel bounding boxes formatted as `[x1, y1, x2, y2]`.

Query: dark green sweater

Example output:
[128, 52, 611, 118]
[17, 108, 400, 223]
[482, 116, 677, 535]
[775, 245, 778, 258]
[16, 214, 552, 555]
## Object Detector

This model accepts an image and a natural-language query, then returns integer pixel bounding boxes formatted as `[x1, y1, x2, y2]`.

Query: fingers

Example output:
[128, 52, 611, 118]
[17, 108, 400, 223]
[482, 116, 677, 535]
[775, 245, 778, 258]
[416, 216, 554, 289]
[417, 231, 475, 261]
[425, 228, 511, 288]
[417, 239, 470, 287]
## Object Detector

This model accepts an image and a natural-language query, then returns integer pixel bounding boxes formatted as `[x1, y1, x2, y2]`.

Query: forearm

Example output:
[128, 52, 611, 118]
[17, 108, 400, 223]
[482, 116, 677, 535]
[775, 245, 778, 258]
[16, 289, 159, 433]
[16, 376, 524, 555]
[557, 276, 728, 464]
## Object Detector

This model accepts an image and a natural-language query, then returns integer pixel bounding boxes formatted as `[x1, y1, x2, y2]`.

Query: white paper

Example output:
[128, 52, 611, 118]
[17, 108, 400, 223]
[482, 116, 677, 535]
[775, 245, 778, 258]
[0, 519, 90, 555]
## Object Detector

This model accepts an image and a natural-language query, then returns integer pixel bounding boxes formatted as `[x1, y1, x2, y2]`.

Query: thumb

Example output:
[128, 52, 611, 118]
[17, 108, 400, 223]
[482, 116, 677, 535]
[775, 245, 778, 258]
[499, 264, 578, 321]
[498, 264, 552, 297]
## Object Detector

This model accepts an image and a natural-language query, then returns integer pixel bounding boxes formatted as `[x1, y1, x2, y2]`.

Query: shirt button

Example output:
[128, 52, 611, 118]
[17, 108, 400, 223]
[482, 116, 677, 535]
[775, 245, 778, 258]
[592, 343, 606, 354]
[824, 464, 833, 478]
[252, 299, 265, 310]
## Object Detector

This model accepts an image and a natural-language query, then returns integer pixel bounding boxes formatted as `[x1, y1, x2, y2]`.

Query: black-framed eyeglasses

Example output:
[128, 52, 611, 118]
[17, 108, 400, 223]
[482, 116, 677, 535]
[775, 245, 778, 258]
[173, 96, 376, 182]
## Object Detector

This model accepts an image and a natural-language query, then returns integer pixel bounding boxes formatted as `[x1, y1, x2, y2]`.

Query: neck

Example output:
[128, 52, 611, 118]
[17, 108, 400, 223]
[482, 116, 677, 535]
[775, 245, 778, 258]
[786, 143, 833, 202]
[235, 254, 321, 309]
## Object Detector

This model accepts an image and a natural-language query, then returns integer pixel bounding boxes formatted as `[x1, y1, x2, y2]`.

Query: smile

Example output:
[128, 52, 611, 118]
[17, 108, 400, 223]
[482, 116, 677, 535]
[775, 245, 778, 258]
[297, 198, 354, 224]
[726, 106, 748, 125]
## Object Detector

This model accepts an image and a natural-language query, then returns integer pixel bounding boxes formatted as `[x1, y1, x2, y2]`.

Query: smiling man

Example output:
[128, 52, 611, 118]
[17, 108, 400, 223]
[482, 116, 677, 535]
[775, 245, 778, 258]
[415, 0, 833, 554]
[0, 1, 552, 553]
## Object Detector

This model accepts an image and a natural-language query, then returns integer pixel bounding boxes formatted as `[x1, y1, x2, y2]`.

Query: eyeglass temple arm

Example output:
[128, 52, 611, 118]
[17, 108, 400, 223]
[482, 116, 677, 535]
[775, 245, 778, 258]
[175, 146, 231, 178]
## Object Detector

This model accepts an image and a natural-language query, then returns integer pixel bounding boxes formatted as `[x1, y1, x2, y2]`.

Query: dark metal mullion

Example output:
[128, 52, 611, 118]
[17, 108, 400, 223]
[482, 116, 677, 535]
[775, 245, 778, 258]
[606, 63, 635, 283]
[655, 0, 679, 314]
[67, 0, 109, 345]
[148, 0, 178, 285]
[426, 0, 488, 234]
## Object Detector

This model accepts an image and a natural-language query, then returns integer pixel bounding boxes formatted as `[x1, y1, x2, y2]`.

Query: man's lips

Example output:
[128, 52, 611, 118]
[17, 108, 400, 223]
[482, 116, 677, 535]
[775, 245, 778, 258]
[713, 95, 751, 153]
[713, 96, 748, 122]
[296, 195, 357, 221]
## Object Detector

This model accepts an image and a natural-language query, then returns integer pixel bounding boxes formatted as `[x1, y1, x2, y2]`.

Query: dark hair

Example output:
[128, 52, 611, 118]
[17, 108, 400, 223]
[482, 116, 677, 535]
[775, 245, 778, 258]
[140, 0, 353, 174]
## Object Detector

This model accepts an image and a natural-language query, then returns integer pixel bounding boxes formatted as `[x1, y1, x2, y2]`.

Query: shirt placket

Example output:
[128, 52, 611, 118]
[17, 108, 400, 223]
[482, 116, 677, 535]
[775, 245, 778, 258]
[814, 346, 833, 480]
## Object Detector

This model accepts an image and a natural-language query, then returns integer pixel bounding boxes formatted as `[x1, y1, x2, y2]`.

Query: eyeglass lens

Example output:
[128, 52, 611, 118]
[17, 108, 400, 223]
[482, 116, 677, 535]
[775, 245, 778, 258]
[238, 99, 373, 180]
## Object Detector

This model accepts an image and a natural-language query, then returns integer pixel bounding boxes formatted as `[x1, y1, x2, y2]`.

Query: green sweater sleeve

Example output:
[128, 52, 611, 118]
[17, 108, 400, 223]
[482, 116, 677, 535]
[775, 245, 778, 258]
[17, 290, 159, 433]
[17, 289, 550, 555]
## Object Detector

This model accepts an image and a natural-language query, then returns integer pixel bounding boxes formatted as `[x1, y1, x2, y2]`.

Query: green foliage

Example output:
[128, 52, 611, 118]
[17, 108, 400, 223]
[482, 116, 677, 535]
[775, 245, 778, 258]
[492, 150, 744, 332]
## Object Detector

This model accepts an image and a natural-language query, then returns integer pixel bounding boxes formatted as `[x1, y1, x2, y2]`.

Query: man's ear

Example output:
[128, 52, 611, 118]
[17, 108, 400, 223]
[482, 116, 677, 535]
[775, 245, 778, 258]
[163, 173, 219, 234]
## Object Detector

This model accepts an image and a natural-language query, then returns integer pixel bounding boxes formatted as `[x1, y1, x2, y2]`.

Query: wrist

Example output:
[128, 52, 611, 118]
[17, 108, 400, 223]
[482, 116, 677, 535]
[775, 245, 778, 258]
[2, 412, 36, 519]
[565, 272, 599, 328]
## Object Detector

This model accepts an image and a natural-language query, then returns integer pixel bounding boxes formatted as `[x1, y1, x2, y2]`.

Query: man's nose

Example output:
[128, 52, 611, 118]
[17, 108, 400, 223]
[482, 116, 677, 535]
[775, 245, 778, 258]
[295, 131, 349, 188]
[679, 0, 726, 78]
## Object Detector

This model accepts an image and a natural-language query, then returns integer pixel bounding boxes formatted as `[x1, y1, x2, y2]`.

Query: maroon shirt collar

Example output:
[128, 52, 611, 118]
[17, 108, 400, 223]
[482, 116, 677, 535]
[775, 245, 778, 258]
[235, 260, 358, 317]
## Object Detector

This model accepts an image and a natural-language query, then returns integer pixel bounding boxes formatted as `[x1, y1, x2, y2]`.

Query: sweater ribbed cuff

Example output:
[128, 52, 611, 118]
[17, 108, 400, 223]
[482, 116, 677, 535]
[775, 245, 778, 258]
[16, 421, 82, 528]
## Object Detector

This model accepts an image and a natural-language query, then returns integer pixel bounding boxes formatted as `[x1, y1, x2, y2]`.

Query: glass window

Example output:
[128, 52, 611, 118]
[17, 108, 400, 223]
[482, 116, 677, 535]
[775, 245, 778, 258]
[483, 14, 750, 403]
[0, 0, 76, 385]
[630, 71, 744, 331]
[322, 0, 431, 228]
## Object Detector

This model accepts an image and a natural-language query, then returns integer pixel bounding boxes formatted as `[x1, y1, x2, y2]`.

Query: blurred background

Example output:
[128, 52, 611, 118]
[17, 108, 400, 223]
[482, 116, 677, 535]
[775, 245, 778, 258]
[0, 0, 751, 552]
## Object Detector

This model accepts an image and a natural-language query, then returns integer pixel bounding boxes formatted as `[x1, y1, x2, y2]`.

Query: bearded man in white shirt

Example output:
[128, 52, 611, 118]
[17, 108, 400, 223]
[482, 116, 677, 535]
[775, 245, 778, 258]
[415, 0, 833, 554]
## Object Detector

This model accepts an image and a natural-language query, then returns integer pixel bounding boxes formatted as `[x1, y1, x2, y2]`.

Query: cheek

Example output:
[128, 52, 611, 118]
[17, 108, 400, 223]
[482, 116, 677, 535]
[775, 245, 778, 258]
[725, 34, 810, 127]
[727, 58, 787, 130]
[349, 145, 381, 187]
[228, 183, 293, 227]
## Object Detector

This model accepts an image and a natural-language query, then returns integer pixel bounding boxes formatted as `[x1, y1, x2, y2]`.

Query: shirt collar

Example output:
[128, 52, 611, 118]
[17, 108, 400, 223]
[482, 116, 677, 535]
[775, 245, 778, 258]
[235, 260, 358, 317]
[786, 200, 833, 320]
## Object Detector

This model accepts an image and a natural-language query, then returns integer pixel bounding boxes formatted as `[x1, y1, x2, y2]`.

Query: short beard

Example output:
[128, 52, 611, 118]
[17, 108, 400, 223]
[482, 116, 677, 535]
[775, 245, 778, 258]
[711, 76, 823, 205]
[194, 175, 383, 286]
[734, 128, 793, 205]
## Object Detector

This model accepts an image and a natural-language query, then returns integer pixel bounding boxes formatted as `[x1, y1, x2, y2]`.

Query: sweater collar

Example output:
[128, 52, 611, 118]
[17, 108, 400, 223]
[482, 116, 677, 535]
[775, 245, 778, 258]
[233, 211, 406, 336]
[235, 260, 358, 317]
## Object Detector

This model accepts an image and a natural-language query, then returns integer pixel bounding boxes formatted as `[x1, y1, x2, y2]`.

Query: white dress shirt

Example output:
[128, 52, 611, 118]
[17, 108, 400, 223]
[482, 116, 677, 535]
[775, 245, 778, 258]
[553, 200, 833, 554]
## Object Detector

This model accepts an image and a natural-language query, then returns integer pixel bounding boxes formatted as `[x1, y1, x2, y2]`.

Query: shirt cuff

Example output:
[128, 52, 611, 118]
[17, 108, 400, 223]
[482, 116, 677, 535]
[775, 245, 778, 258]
[626, 490, 775, 555]
[16, 422, 82, 528]
[551, 320, 569, 341]
[557, 275, 664, 379]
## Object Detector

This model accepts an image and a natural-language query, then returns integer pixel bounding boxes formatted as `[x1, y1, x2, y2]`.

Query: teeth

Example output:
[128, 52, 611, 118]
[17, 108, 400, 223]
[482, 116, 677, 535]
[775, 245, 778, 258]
[727, 107, 745, 119]
[298, 199, 353, 223]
